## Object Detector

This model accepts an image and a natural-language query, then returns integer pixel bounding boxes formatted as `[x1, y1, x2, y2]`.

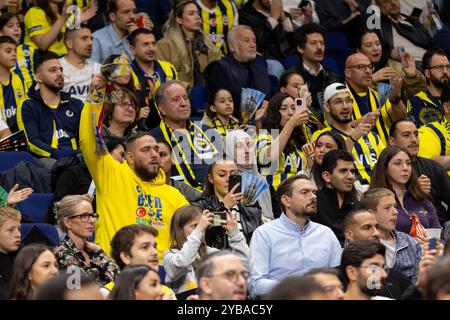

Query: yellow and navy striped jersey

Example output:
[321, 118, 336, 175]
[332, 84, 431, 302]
[196, 0, 238, 54]
[0, 72, 27, 133]
[15, 44, 36, 92]
[207, 116, 240, 139]
[256, 131, 307, 190]
[66, 0, 90, 8]
[407, 90, 443, 127]
[418, 118, 450, 175]
[312, 126, 386, 185]
[347, 84, 392, 146]
[24, 7, 68, 56]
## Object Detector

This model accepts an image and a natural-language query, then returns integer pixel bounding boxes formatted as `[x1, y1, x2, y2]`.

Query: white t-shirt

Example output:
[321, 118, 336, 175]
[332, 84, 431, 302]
[380, 238, 397, 269]
[59, 58, 102, 102]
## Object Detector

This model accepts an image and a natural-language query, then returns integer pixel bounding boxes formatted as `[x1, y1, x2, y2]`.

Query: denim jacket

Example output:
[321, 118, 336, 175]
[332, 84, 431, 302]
[392, 230, 422, 284]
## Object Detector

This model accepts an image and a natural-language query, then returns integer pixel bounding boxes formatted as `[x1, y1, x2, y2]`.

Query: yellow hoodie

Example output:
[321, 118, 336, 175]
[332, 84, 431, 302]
[79, 88, 189, 261]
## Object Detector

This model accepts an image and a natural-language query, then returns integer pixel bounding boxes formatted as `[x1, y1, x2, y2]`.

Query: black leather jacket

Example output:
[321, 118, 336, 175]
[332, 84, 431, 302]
[192, 196, 262, 250]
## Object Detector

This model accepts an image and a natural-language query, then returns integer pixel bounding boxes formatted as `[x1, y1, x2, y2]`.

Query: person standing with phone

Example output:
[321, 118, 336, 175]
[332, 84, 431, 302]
[193, 158, 263, 249]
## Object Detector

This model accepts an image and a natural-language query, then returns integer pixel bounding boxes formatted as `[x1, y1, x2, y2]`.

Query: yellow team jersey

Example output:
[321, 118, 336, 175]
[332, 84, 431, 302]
[347, 84, 392, 146]
[256, 131, 307, 190]
[0, 72, 27, 133]
[79, 90, 189, 261]
[15, 44, 36, 92]
[312, 126, 385, 185]
[197, 0, 237, 54]
[24, 7, 67, 56]
[418, 118, 450, 175]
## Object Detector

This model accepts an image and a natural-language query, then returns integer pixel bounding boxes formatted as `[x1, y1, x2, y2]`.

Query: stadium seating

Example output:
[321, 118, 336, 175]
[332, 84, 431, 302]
[190, 85, 207, 116]
[0, 151, 36, 172]
[18, 193, 54, 223]
[21, 223, 60, 247]
[158, 265, 167, 285]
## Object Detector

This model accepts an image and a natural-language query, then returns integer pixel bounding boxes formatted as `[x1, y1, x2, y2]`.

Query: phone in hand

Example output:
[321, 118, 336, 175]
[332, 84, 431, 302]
[298, 0, 310, 8]
[228, 174, 242, 193]
[295, 97, 307, 113]
[397, 46, 407, 65]
[212, 211, 228, 227]
[429, 238, 437, 251]
[411, 7, 423, 18]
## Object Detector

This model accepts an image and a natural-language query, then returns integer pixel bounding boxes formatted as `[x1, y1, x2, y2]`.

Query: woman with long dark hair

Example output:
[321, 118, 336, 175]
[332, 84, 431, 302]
[109, 264, 164, 300]
[255, 92, 309, 190]
[370, 145, 442, 238]
[156, 0, 221, 87]
[24, 0, 96, 56]
[193, 157, 262, 249]
[9, 244, 59, 300]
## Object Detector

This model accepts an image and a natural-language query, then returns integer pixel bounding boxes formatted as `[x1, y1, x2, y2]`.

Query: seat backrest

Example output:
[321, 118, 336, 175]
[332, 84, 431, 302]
[18, 193, 54, 223]
[282, 55, 300, 70]
[325, 32, 349, 50]
[21, 223, 60, 247]
[190, 85, 207, 115]
[0, 151, 35, 172]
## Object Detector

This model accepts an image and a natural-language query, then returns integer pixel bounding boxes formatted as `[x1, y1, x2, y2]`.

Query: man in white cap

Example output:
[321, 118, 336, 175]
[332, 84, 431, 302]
[312, 82, 385, 186]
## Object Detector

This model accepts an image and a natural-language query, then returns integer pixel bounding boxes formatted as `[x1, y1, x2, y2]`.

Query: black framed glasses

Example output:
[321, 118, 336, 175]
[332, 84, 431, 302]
[427, 64, 450, 72]
[208, 270, 250, 282]
[69, 213, 99, 222]
[118, 103, 136, 111]
[347, 64, 374, 72]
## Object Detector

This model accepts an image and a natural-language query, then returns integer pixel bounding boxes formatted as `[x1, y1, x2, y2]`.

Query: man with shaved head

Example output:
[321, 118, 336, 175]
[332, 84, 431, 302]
[79, 73, 189, 259]
[345, 52, 407, 144]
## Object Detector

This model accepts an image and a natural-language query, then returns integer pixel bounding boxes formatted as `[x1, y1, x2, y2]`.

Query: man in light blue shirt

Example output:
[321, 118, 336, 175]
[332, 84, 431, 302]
[249, 174, 342, 298]
[91, 0, 137, 64]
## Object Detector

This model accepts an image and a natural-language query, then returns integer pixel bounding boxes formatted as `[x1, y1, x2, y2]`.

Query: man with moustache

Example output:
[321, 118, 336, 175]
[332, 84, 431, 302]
[345, 52, 406, 145]
[129, 28, 178, 130]
[249, 174, 342, 298]
[340, 240, 391, 300]
[291, 23, 339, 123]
[314, 150, 361, 245]
[312, 83, 385, 185]
[407, 48, 450, 127]
[342, 208, 413, 300]
[60, 26, 101, 102]
[17, 52, 83, 166]
[80, 74, 189, 258]
[92, 0, 137, 64]
[388, 119, 450, 228]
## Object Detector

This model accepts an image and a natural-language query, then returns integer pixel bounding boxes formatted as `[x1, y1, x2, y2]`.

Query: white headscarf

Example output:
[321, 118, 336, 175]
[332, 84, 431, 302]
[225, 130, 274, 219]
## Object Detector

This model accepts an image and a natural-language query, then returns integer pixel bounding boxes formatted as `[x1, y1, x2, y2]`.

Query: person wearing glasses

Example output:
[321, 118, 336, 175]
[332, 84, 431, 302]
[54, 195, 120, 287]
[196, 250, 249, 300]
[340, 240, 391, 300]
[312, 83, 385, 186]
[344, 52, 407, 145]
[407, 48, 450, 127]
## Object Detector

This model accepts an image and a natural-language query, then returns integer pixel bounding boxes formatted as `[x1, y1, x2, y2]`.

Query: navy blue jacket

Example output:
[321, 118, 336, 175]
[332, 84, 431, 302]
[17, 87, 83, 158]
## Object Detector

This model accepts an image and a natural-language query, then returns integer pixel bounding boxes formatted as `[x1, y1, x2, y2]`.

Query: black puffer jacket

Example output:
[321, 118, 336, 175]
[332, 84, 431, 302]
[192, 196, 262, 250]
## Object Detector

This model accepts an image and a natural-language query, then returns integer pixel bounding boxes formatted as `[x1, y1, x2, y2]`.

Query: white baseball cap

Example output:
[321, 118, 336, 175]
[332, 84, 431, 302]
[323, 83, 349, 103]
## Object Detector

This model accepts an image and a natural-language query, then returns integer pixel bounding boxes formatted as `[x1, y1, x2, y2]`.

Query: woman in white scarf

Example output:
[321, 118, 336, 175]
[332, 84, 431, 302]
[225, 129, 275, 220]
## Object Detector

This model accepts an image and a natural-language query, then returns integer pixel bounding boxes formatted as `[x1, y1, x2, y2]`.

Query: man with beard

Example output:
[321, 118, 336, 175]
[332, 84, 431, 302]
[313, 83, 385, 185]
[129, 28, 178, 130]
[59, 26, 101, 102]
[248, 174, 342, 298]
[340, 240, 391, 300]
[314, 150, 361, 245]
[361, 188, 422, 283]
[407, 48, 450, 127]
[417, 85, 450, 175]
[197, 250, 248, 300]
[388, 119, 450, 228]
[291, 23, 339, 124]
[80, 73, 189, 259]
[342, 208, 413, 300]
[92, 0, 137, 64]
[17, 52, 83, 166]
[345, 53, 406, 145]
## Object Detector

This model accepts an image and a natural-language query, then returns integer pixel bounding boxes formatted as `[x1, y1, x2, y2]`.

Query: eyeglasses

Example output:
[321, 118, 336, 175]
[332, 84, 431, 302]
[427, 64, 450, 72]
[347, 64, 374, 72]
[69, 213, 99, 222]
[208, 270, 250, 282]
[118, 103, 136, 111]
[329, 97, 354, 106]
[358, 264, 389, 273]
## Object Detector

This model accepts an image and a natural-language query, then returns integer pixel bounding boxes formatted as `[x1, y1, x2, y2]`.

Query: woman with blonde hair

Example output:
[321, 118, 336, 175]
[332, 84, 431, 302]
[53, 195, 120, 287]
[156, 0, 221, 87]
